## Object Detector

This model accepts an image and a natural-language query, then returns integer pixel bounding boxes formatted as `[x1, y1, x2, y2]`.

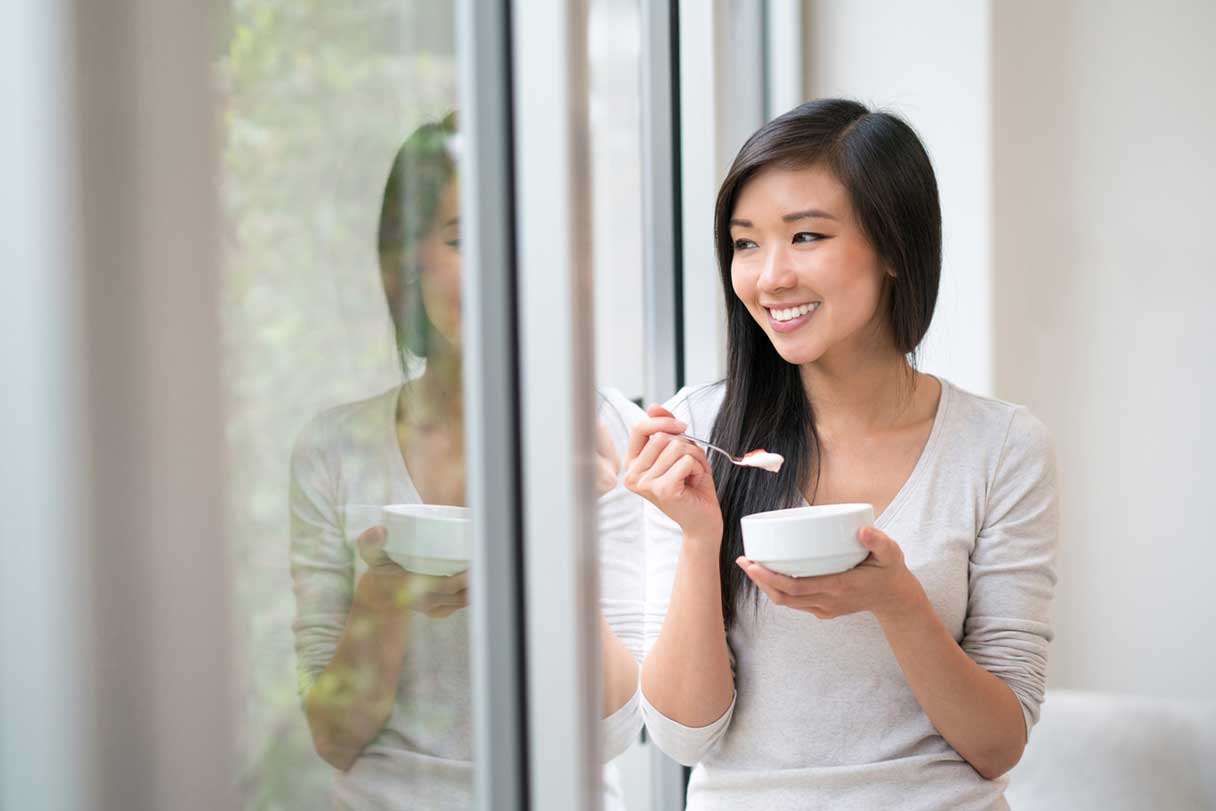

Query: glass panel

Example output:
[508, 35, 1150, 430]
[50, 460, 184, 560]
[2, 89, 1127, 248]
[587, 1, 651, 809]
[219, 4, 475, 808]
[590, 0, 646, 404]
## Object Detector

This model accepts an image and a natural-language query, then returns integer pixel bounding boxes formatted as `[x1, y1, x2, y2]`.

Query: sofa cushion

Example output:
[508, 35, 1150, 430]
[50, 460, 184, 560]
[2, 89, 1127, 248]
[1006, 688, 1216, 810]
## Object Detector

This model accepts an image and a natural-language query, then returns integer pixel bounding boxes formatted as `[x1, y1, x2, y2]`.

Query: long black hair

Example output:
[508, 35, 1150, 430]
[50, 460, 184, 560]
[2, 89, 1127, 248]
[710, 98, 941, 630]
[377, 111, 459, 363]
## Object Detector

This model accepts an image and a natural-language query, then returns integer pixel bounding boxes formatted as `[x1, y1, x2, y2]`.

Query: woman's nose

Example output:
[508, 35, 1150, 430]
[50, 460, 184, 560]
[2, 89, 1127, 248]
[756, 246, 798, 292]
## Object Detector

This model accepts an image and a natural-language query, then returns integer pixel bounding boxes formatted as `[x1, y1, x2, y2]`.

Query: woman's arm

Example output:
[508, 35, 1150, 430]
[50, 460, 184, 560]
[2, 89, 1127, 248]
[302, 564, 414, 771]
[303, 529, 469, 771]
[623, 403, 735, 736]
[742, 531, 1027, 779]
[601, 614, 639, 717]
[640, 535, 734, 727]
[875, 582, 1026, 779]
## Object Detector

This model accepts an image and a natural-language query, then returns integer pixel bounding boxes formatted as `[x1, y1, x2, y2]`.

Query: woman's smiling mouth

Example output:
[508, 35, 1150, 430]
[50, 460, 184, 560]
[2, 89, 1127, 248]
[765, 301, 821, 333]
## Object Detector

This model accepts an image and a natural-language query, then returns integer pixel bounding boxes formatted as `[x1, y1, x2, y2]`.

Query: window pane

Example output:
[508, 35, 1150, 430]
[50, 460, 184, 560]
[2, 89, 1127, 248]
[588, 2, 652, 810]
[219, 4, 474, 808]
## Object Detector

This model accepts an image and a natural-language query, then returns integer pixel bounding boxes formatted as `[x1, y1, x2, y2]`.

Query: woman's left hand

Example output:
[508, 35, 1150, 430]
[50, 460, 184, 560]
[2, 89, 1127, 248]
[737, 526, 923, 622]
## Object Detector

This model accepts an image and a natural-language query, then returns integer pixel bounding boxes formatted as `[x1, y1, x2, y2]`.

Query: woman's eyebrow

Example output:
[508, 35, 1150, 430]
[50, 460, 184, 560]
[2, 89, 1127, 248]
[729, 209, 836, 229]
[441, 216, 460, 228]
[783, 208, 836, 222]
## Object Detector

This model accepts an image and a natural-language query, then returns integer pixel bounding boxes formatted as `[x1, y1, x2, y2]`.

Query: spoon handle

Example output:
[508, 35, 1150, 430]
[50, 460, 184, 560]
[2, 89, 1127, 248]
[677, 433, 743, 464]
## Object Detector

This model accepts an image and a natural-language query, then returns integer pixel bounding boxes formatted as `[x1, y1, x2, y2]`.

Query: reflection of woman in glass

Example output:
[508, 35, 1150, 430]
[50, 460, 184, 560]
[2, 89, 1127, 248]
[289, 113, 643, 809]
[626, 99, 1058, 809]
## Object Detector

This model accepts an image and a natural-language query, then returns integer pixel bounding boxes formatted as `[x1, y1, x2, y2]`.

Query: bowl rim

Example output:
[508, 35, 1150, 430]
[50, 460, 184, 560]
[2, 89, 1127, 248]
[382, 504, 471, 522]
[741, 502, 873, 523]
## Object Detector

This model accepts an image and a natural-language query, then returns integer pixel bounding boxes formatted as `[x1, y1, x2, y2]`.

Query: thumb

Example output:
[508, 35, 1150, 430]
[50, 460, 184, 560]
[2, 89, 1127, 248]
[356, 525, 390, 565]
[858, 525, 899, 562]
[357, 525, 387, 548]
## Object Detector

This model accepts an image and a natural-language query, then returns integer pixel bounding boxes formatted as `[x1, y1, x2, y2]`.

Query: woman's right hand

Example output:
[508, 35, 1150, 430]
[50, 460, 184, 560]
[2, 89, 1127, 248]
[623, 404, 723, 547]
[355, 526, 469, 618]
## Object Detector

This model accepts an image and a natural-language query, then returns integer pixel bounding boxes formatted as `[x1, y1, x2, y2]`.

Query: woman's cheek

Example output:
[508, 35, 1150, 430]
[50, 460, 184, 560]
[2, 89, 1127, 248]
[730, 266, 756, 311]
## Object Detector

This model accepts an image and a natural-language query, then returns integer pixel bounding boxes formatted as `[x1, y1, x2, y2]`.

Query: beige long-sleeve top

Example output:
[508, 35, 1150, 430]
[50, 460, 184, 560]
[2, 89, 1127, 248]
[289, 385, 645, 810]
[641, 376, 1059, 810]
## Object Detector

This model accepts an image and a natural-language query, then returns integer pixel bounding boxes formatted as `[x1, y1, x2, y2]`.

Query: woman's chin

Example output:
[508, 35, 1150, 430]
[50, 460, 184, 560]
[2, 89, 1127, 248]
[771, 341, 824, 367]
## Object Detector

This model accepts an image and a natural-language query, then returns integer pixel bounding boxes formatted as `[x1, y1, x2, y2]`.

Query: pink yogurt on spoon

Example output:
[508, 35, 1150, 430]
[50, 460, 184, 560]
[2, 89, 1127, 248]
[739, 449, 784, 473]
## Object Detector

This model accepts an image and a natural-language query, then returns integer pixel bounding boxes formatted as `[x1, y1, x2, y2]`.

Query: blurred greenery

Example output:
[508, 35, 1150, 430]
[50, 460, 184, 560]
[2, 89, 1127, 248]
[218, 1, 455, 808]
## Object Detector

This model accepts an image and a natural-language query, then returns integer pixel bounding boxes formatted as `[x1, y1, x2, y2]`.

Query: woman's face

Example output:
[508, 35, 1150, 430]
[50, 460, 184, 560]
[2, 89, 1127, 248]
[381, 177, 463, 351]
[729, 164, 891, 366]
[414, 178, 462, 349]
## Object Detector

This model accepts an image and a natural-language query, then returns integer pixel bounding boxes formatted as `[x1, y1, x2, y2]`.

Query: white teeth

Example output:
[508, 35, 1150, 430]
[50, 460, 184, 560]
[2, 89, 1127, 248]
[770, 302, 820, 322]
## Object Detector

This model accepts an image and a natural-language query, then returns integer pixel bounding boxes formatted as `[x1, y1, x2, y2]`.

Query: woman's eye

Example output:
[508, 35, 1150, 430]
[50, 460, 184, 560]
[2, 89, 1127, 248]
[793, 232, 824, 244]
[733, 238, 757, 251]
[445, 238, 461, 250]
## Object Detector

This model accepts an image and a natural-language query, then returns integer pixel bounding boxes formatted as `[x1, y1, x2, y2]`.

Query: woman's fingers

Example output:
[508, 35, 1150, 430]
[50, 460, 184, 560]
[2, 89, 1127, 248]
[624, 409, 687, 465]
[743, 570, 828, 615]
[625, 431, 674, 485]
[650, 454, 701, 501]
[419, 578, 469, 617]
[738, 558, 838, 599]
[432, 570, 469, 595]
[640, 436, 695, 484]
[355, 526, 399, 570]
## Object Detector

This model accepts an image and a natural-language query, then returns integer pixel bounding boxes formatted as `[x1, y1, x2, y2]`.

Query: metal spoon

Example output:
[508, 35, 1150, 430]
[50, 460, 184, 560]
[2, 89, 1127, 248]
[678, 433, 783, 472]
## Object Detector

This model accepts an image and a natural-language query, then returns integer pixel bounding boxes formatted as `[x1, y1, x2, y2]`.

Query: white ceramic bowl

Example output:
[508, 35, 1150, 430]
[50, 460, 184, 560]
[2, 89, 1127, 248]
[381, 504, 472, 576]
[740, 503, 874, 577]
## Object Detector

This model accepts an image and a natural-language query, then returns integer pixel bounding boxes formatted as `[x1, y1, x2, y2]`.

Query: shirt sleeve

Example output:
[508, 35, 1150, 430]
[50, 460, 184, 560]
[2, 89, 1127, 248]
[961, 406, 1060, 737]
[596, 389, 647, 662]
[601, 685, 644, 762]
[639, 385, 737, 765]
[288, 416, 354, 698]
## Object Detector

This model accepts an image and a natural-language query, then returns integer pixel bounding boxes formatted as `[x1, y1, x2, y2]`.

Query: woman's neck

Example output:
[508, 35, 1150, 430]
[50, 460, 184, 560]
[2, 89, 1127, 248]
[399, 342, 464, 430]
[798, 346, 920, 440]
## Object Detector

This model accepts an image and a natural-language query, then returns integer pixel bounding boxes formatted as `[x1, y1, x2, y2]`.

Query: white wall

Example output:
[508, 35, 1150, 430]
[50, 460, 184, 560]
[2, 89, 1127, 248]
[804, 0, 994, 395]
[992, 0, 1216, 700]
[803, 0, 1216, 702]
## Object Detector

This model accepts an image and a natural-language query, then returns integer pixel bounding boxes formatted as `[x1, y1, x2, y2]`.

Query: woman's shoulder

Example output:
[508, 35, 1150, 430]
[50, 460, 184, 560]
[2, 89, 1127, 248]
[937, 377, 1054, 470]
[292, 385, 401, 461]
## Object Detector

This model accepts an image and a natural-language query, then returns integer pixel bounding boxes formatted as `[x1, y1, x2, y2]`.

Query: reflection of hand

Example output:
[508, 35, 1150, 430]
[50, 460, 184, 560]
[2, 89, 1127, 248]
[355, 526, 470, 618]
[737, 526, 921, 622]
[623, 404, 723, 547]
[595, 419, 621, 496]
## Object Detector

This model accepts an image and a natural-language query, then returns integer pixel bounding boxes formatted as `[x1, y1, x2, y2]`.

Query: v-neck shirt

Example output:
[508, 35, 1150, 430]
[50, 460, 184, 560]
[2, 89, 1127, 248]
[289, 385, 646, 809]
[640, 377, 1059, 811]
[796, 375, 951, 527]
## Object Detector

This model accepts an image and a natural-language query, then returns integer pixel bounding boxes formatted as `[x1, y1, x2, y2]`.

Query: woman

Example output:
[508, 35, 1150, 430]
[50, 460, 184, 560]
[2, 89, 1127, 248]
[289, 113, 644, 809]
[625, 99, 1058, 809]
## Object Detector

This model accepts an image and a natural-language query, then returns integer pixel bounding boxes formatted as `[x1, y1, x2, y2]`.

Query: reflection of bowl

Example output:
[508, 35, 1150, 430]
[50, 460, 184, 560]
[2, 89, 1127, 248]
[740, 503, 874, 577]
[382, 504, 472, 576]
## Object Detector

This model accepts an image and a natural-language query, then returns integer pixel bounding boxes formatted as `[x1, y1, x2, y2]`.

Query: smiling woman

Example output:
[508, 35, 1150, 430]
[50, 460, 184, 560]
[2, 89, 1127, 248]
[625, 99, 1058, 810]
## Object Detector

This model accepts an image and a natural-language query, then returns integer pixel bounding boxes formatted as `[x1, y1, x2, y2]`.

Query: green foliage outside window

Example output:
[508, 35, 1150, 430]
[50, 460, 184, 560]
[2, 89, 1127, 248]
[220, 2, 455, 807]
